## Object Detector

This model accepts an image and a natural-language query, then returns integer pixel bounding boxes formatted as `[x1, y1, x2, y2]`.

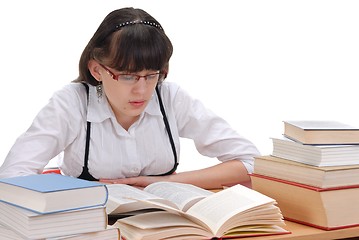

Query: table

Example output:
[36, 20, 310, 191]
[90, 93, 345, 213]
[245, 220, 359, 240]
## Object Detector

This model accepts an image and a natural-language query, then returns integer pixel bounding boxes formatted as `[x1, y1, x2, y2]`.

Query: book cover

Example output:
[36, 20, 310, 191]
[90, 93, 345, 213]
[284, 120, 357, 130]
[0, 174, 108, 214]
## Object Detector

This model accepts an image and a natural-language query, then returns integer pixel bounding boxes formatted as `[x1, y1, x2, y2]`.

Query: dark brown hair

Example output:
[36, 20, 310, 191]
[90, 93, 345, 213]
[74, 7, 173, 86]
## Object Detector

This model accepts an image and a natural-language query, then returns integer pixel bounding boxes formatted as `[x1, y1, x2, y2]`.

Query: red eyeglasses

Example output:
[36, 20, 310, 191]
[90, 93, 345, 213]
[99, 64, 166, 84]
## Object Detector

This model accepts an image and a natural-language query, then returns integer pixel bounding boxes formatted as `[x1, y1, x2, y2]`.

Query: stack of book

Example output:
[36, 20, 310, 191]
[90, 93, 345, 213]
[251, 120, 359, 230]
[0, 174, 120, 239]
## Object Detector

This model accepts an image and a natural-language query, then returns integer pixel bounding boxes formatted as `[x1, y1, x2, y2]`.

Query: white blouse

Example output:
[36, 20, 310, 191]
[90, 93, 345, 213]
[0, 82, 260, 179]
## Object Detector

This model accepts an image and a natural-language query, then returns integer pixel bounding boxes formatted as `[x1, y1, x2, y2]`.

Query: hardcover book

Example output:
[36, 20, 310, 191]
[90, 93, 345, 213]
[271, 136, 359, 166]
[0, 202, 107, 239]
[251, 174, 359, 230]
[0, 174, 108, 214]
[283, 120, 359, 145]
[254, 155, 359, 188]
[0, 223, 120, 240]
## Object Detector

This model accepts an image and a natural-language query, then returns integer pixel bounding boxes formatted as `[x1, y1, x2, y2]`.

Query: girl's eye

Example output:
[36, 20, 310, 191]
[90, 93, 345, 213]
[118, 75, 136, 81]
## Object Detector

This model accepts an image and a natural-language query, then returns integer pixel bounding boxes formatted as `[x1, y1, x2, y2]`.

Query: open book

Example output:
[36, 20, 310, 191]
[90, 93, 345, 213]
[106, 181, 213, 216]
[106, 182, 289, 239]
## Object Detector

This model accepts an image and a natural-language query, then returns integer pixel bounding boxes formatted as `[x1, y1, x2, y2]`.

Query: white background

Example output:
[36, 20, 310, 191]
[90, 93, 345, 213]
[0, 0, 358, 172]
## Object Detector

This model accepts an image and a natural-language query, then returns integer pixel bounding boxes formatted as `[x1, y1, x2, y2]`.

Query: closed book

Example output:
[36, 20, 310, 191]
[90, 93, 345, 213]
[251, 174, 359, 230]
[0, 223, 120, 240]
[0, 202, 107, 239]
[283, 120, 359, 145]
[0, 174, 108, 214]
[271, 136, 359, 166]
[254, 155, 359, 188]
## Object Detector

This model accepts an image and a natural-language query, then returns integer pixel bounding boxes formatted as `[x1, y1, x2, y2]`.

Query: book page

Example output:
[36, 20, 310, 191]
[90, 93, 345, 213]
[106, 184, 178, 215]
[184, 184, 278, 235]
[115, 212, 213, 239]
[144, 182, 213, 211]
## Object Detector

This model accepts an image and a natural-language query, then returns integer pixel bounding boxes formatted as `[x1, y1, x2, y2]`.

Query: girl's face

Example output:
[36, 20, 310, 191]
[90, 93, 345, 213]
[99, 64, 159, 128]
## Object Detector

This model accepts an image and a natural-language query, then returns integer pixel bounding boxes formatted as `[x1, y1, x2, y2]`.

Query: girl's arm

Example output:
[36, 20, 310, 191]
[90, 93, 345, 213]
[100, 159, 251, 189]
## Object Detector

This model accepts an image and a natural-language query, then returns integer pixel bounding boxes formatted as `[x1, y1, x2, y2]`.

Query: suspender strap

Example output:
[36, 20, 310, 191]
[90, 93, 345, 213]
[78, 83, 98, 181]
[153, 85, 179, 176]
[84, 121, 91, 169]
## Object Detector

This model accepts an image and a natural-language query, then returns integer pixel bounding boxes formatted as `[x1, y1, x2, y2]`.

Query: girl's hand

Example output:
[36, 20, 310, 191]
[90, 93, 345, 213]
[100, 175, 168, 188]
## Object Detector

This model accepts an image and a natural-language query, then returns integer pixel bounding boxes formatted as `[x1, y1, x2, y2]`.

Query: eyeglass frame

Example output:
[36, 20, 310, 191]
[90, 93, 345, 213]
[99, 63, 166, 83]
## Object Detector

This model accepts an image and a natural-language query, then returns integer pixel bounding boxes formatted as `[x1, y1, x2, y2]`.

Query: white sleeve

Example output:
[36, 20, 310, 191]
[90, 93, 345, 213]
[163, 83, 260, 173]
[0, 84, 86, 178]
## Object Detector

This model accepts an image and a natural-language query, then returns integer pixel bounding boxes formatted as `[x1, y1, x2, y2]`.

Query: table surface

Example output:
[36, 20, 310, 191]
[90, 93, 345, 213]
[242, 220, 359, 240]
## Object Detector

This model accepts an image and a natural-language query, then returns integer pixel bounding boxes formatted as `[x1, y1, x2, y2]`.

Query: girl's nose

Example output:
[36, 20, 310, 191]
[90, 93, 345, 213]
[132, 77, 147, 93]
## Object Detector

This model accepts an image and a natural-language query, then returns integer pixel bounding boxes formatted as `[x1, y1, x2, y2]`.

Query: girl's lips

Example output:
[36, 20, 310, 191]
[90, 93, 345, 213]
[129, 100, 146, 107]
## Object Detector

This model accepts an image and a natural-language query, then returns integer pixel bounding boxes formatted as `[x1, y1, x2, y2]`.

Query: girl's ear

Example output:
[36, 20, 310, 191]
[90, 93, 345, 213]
[88, 59, 102, 82]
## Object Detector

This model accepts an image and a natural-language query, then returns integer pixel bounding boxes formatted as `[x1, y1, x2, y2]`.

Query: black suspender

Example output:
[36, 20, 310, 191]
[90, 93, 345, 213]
[153, 85, 179, 176]
[78, 83, 178, 181]
[78, 83, 98, 181]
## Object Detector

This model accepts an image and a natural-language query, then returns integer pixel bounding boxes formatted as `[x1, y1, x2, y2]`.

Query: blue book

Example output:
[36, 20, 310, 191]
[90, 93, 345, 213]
[0, 174, 108, 214]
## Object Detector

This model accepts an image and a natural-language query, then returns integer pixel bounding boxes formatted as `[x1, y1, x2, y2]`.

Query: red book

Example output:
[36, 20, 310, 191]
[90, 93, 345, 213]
[251, 173, 359, 230]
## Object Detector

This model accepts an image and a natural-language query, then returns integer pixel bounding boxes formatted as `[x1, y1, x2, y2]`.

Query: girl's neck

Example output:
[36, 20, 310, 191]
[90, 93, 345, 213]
[114, 111, 140, 131]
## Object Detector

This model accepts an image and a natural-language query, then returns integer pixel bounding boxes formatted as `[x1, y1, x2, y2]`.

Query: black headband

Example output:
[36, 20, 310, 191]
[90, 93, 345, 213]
[115, 20, 163, 31]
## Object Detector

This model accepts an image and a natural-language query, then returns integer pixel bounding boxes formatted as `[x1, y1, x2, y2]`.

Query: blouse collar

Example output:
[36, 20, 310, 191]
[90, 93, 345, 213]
[86, 85, 162, 123]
